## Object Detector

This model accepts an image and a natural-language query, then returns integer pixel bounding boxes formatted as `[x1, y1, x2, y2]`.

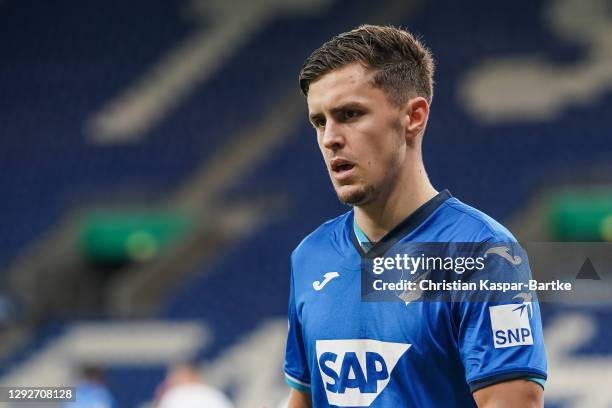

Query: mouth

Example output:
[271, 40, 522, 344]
[330, 158, 356, 181]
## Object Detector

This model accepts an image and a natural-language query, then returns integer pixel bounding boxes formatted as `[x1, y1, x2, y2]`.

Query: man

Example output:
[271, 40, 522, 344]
[155, 363, 234, 408]
[62, 365, 117, 408]
[284, 25, 547, 407]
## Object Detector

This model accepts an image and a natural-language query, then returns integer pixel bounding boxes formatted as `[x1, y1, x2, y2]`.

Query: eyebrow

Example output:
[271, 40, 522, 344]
[308, 101, 367, 124]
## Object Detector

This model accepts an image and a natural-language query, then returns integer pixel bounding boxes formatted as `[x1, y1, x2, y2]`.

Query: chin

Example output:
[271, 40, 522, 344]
[336, 184, 376, 206]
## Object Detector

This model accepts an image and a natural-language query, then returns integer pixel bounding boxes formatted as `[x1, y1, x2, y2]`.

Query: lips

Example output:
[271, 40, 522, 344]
[330, 158, 356, 181]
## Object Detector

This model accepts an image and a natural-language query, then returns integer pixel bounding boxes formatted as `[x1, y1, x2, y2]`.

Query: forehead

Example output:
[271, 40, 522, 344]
[307, 63, 379, 111]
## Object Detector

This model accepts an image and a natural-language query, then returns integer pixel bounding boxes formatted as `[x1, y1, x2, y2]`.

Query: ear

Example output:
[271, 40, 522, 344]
[404, 96, 429, 139]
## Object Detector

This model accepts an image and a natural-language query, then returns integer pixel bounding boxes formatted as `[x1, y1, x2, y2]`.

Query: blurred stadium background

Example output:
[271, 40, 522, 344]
[1, 0, 611, 406]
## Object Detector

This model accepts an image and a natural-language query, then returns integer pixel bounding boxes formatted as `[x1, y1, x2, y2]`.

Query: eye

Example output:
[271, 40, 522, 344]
[341, 110, 361, 121]
[312, 117, 326, 129]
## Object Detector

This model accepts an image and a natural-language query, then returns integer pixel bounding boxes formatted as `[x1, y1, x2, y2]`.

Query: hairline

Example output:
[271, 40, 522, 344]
[305, 61, 420, 108]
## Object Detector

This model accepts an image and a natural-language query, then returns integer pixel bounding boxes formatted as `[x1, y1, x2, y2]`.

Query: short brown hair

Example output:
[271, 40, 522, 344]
[299, 24, 435, 105]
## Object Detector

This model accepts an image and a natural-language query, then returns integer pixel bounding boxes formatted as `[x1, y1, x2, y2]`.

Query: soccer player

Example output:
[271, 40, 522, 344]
[284, 25, 547, 407]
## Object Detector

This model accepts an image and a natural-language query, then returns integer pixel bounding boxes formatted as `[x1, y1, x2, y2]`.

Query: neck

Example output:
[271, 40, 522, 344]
[354, 162, 437, 242]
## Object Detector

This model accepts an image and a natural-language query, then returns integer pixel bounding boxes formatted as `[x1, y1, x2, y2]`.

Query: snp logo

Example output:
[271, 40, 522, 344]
[489, 301, 534, 349]
[316, 339, 410, 407]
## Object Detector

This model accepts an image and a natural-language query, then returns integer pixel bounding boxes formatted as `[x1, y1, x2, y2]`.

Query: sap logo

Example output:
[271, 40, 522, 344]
[319, 352, 387, 394]
[489, 303, 534, 349]
[315, 339, 410, 407]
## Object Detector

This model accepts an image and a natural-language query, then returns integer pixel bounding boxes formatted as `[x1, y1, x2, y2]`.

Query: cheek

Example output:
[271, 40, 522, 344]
[360, 153, 386, 182]
[365, 141, 402, 178]
[317, 140, 329, 162]
[367, 140, 394, 166]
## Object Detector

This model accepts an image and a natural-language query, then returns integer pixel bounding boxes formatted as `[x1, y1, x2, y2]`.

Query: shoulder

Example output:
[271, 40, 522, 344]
[437, 196, 517, 243]
[291, 211, 351, 264]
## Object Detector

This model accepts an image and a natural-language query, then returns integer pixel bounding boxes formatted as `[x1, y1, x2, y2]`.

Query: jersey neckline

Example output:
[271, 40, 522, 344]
[349, 189, 452, 258]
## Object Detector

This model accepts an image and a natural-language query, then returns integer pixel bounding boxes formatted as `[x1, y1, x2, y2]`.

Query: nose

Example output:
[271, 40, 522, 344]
[321, 120, 345, 151]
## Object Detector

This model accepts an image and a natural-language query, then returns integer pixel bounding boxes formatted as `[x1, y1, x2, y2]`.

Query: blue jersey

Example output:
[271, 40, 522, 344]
[284, 190, 547, 407]
[62, 381, 116, 408]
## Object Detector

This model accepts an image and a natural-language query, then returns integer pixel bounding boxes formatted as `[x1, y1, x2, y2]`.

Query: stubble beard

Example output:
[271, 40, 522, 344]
[337, 183, 377, 207]
[335, 151, 404, 208]
[332, 119, 405, 208]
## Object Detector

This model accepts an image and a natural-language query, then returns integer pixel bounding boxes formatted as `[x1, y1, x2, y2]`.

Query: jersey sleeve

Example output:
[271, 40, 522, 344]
[284, 266, 311, 393]
[455, 243, 548, 392]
